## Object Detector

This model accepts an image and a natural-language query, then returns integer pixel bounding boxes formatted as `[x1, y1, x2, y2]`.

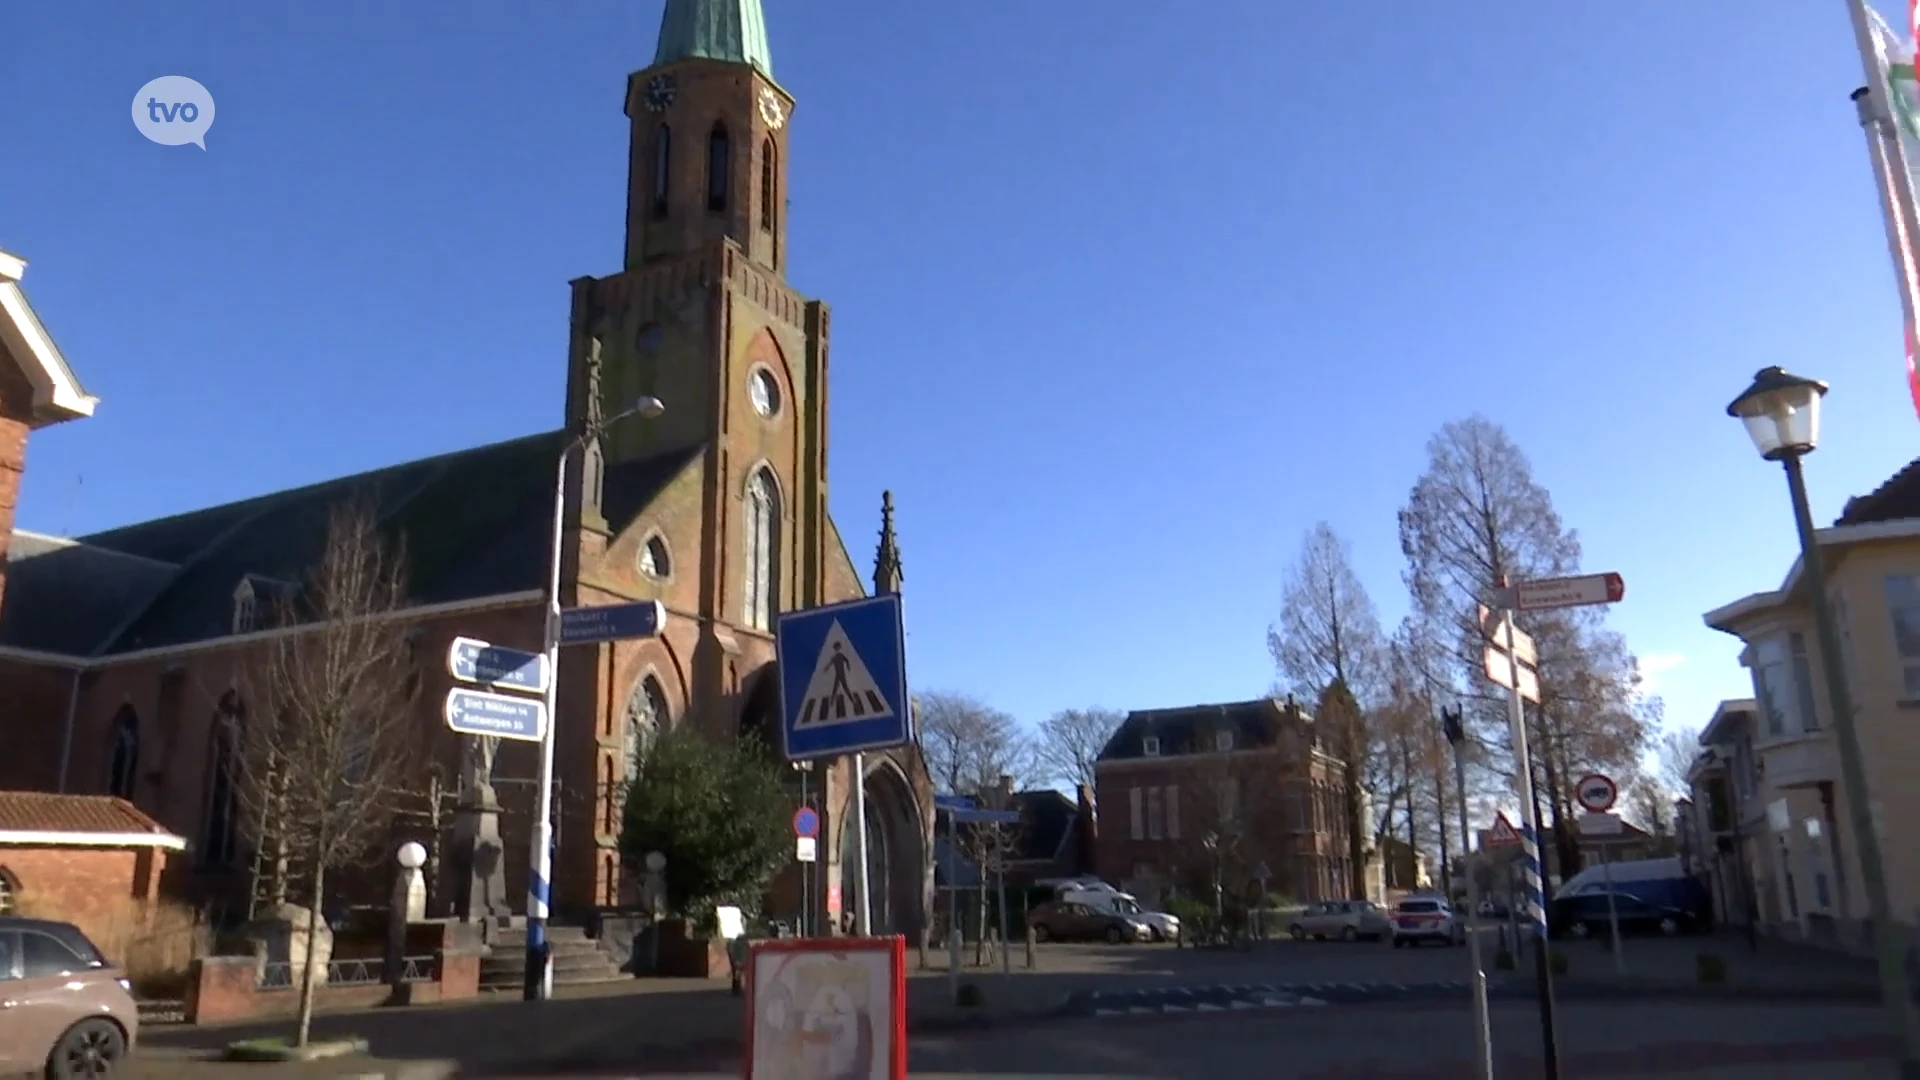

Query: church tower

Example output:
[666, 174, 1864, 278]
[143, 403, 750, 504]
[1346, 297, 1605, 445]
[623, 0, 789, 275]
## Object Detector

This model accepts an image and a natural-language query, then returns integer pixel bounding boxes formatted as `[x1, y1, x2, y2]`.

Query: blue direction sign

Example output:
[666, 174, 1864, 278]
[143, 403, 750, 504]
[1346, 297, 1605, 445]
[443, 688, 547, 743]
[775, 593, 911, 761]
[446, 637, 548, 694]
[933, 794, 977, 812]
[559, 600, 666, 646]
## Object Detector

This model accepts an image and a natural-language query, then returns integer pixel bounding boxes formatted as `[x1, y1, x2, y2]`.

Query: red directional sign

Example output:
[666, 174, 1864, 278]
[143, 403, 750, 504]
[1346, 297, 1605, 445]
[1513, 572, 1625, 612]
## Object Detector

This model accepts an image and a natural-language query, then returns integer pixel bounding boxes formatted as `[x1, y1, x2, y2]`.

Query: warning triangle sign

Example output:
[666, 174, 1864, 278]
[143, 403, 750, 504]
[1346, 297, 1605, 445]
[793, 619, 895, 729]
[1487, 812, 1521, 846]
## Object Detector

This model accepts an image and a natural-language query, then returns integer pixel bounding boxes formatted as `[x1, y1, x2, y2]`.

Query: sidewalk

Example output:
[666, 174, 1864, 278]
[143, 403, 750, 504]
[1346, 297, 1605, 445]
[1527, 930, 1890, 1001]
[138, 962, 1092, 1075]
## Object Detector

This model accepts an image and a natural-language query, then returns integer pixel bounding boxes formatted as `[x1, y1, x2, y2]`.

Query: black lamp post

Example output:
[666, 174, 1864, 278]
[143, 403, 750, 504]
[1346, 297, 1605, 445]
[1728, 365, 1920, 1077]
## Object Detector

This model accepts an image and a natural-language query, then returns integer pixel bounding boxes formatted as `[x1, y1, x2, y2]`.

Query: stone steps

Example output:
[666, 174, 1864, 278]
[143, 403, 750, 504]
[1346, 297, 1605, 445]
[478, 925, 626, 989]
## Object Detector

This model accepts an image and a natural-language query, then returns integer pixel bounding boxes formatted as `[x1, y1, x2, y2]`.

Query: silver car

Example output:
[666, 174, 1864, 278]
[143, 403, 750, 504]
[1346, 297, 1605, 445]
[1287, 900, 1391, 942]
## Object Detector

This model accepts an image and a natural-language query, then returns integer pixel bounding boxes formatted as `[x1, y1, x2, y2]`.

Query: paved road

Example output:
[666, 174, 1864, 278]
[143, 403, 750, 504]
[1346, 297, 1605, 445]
[475, 1000, 1899, 1078]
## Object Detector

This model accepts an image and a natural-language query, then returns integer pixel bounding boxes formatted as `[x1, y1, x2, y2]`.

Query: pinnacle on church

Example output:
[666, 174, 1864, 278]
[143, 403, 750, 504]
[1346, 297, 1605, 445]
[653, 0, 773, 75]
[873, 490, 903, 596]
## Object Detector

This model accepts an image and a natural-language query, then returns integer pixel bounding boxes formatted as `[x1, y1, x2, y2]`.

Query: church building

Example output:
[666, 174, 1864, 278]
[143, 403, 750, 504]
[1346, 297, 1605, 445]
[0, 0, 934, 946]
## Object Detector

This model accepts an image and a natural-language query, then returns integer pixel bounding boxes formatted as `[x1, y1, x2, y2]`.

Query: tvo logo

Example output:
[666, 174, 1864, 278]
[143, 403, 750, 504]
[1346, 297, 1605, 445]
[131, 76, 216, 149]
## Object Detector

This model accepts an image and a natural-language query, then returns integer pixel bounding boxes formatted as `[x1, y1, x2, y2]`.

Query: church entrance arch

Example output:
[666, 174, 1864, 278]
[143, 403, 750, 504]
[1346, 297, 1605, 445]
[837, 759, 924, 938]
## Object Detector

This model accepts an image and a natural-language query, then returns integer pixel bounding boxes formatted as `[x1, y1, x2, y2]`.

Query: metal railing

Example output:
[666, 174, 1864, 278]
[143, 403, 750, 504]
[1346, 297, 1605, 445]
[256, 954, 436, 990]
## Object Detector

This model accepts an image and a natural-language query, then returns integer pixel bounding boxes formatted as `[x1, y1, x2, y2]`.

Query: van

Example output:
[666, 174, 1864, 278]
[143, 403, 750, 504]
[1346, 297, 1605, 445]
[1557, 857, 1710, 921]
[1059, 887, 1179, 942]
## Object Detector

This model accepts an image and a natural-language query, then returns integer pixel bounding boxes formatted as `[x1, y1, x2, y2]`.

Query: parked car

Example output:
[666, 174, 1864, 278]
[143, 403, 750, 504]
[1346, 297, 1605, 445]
[1389, 898, 1464, 948]
[1287, 900, 1391, 942]
[1476, 898, 1511, 919]
[1556, 858, 1713, 925]
[1548, 891, 1700, 940]
[0, 916, 139, 1078]
[1027, 900, 1153, 944]
[1059, 888, 1180, 942]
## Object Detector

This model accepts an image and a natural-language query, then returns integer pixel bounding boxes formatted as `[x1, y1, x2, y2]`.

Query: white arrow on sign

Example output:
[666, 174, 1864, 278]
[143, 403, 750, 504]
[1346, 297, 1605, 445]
[1511, 572, 1625, 612]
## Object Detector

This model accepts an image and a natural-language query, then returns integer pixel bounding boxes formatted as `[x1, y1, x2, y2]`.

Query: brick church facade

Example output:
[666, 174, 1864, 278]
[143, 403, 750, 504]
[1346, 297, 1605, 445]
[0, 0, 935, 937]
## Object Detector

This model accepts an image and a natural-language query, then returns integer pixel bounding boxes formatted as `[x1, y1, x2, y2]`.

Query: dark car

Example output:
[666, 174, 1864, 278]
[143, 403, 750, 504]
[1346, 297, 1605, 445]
[1549, 890, 1698, 940]
[1026, 900, 1152, 944]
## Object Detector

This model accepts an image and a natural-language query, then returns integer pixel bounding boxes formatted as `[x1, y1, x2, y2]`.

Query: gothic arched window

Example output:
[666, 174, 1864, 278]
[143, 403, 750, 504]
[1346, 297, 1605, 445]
[203, 703, 241, 868]
[742, 468, 781, 631]
[624, 676, 669, 785]
[707, 123, 731, 213]
[759, 137, 776, 233]
[107, 707, 139, 799]
[651, 124, 671, 219]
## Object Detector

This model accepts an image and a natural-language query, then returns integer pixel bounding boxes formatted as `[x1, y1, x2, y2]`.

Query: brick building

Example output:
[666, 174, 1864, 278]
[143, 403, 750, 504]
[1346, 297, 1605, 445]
[0, 0, 934, 938]
[1092, 697, 1351, 907]
[0, 792, 187, 949]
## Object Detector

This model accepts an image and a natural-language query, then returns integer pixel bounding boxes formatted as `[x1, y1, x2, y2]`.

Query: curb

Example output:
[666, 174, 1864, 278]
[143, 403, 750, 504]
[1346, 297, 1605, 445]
[1552, 978, 1884, 1005]
[458, 999, 1073, 1076]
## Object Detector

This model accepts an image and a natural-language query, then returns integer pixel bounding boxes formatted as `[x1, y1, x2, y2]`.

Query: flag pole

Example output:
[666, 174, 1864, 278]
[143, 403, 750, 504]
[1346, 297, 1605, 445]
[1846, 0, 1920, 414]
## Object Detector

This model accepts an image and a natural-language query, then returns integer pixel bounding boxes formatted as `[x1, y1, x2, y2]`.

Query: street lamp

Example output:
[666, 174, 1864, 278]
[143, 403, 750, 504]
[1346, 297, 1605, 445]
[1728, 366, 1920, 1078]
[525, 395, 666, 1002]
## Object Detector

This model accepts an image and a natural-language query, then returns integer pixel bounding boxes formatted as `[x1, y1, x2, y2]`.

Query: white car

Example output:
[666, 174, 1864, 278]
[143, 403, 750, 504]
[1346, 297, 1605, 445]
[1390, 897, 1464, 947]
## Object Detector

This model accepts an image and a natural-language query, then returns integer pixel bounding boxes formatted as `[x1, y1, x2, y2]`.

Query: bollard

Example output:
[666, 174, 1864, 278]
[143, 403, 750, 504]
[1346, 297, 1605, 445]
[947, 928, 963, 1005]
[1025, 925, 1037, 970]
[1175, 922, 1184, 949]
[917, 926, 929, 970]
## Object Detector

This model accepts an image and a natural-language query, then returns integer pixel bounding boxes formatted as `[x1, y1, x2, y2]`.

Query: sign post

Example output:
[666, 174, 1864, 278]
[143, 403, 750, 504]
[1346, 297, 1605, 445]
[1575, 773, 1626, 975]
[1484, 571, 1625, 1080]
[775, 594, 914, 940]
[1441, 706, 1495, 1080]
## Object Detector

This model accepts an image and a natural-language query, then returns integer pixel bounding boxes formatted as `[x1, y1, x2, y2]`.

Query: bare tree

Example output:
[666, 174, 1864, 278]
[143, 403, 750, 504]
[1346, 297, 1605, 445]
[1654, 726, 1703, 796]
[1270, 523, 1385, 901]
[1033, 707, 1124, 790]
[233, 502, 423, 1047]
[1397, 415, 1659, 878]
[915, 691, 1035, 794]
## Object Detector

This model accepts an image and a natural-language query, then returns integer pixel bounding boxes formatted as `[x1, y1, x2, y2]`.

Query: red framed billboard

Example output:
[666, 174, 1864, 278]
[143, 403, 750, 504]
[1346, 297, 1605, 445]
[742, 934, 907, 1080]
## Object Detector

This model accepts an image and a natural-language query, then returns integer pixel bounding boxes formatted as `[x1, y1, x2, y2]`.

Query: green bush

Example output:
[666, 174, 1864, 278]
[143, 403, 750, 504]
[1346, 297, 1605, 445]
[1548, 949, 1568, 976]
[1494, 949, 1515, 971]
[955, 982, 984, 1008]
[1696, 952, 1728, 983]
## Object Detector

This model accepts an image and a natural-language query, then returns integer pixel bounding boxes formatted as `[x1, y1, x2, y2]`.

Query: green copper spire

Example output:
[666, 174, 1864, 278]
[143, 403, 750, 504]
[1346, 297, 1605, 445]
[653, 0, 773, 75]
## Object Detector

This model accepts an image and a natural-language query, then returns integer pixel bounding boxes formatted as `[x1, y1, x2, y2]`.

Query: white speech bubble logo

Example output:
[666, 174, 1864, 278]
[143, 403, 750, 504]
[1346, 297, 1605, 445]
[132, 76, 216, 149]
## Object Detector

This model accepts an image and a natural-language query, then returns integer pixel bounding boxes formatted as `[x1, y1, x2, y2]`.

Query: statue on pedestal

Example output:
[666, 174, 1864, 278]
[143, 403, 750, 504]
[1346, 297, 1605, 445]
[449, 735, 510, 930]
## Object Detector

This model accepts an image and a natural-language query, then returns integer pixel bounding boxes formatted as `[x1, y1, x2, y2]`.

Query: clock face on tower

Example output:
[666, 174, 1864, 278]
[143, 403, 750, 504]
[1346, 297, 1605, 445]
[758, 86, 786, 130]
[644, 74, 677, 113]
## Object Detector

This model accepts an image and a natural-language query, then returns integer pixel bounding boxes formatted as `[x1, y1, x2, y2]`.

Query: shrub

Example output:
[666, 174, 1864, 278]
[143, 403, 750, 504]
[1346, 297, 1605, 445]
[1696, 952, 1728, 983]
[1494, 949, 1515, 971]
[955, 981, 984, 1008]
[1547, 949, 1568, 976]
[16, 893, 205, 1000]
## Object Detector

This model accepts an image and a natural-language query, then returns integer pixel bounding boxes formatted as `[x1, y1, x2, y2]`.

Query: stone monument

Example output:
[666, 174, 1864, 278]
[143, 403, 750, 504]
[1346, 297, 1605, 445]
[448, 735, 513, 939]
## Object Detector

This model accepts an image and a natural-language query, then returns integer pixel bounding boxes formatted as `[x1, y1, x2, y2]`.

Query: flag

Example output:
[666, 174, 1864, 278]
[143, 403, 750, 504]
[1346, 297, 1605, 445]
[1859, 4, 1920, 418]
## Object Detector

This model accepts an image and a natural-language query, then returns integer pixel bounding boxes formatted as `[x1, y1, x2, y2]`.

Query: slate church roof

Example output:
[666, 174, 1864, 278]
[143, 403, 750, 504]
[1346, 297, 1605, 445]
[0, 432, 703, 659]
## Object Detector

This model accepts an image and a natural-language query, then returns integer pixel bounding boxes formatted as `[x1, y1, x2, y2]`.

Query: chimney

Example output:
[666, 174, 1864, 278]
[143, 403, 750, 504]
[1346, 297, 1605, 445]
[997, 774, 1014, 807]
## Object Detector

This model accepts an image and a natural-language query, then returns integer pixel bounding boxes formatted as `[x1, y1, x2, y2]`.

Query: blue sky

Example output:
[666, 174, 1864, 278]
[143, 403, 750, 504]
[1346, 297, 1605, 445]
[3, 2, 1916, 749]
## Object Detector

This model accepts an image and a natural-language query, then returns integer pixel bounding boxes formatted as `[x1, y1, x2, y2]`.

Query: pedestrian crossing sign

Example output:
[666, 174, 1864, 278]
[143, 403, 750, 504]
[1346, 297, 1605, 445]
[774, 593, 912, 761]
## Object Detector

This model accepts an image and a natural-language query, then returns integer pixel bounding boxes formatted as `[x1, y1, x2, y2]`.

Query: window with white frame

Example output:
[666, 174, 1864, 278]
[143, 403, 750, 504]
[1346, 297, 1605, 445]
[1142, 736, 1160, 756]
[1147, 788, 1164, 840]
[1165, 785, 1180, 839]
[1789, 632, 1821, 731]
[1215, 730, 1234, 752]
[1129, 787, 1144, 840]
[1884, 574, 1920, 699]
[1752, 636, 1795, 736]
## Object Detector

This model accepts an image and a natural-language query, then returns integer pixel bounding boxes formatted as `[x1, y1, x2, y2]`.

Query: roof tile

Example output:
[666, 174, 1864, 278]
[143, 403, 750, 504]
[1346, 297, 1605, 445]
[0, 792, 174, 837]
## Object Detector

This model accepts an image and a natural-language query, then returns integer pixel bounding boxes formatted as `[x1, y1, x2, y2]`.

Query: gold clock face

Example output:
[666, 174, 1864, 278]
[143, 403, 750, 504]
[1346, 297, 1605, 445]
[758, 86, 786, 130]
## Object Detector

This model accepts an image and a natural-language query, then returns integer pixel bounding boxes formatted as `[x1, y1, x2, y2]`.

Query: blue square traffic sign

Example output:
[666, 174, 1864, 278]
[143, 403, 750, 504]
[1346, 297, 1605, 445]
[774, 594, 911, 761]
